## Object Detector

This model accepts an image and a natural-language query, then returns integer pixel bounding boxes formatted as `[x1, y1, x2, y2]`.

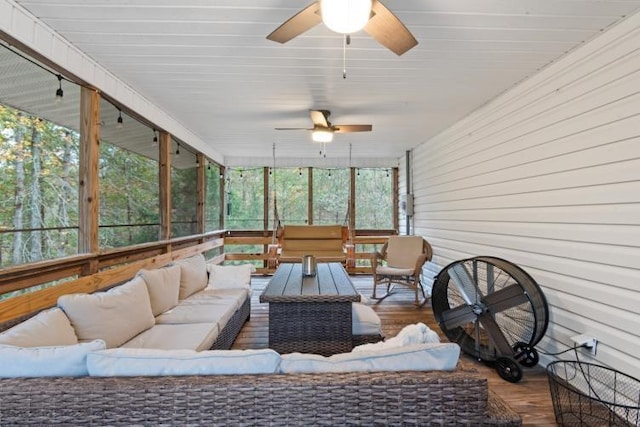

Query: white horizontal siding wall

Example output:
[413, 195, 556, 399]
[412, 11, 640, 378]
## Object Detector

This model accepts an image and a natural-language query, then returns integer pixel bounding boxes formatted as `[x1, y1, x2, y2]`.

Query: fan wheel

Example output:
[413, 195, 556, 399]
[496, 357, 523, 383]
[432, 256, 548, 382]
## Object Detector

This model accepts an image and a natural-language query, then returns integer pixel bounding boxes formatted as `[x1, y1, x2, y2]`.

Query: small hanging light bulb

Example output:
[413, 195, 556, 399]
[207, 162, 211, 171]
[175, 143, 180, 155]
[152, 129, 158, 146]
[55, 74, 64, 103]
[116, 109, 123, 129]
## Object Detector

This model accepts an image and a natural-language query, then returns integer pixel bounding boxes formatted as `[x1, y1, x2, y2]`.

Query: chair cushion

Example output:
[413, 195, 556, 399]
[120, 323, 219, 351]
[352, 302, 382, 336]
[138, 264, 181, 316]
[375, 265, 415, 276]
[279, 343, 460, 374]
[386, 236, 424, 269]
[176, 254, 208, 300]
[57, 276, 155, 349]
[87, 348, 281, 376]
[0, 339, 106, 378]
[0, 307, 77, 347]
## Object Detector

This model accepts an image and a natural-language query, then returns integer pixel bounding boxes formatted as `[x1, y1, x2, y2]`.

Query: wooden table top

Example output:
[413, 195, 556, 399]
[259, 262, 360, 303]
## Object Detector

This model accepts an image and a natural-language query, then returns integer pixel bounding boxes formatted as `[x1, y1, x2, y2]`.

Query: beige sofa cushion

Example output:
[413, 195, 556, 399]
[120, 323, 219, 351]
[58, 276, 155, 348]
[0, 339, 106, 378]
[138, 264, 181, 316]
[181, 288, 249, 311]
[176, 254, 208, 299]
[279, 343, 460, 374]
[0, 307, 78, 347]
[154, 302, 236, 330]
[87, 348, 280, 376]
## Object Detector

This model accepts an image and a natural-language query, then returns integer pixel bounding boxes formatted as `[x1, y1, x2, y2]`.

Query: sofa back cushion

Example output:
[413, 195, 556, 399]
[0, 339, 105, 378]
[0, 307, 78, 347]
[279, 343, 460, 374]
[176, 254, 208, 299]
[138, 264, 181, 316]
[58, 276, 155, 348]
[87, 348, 281, 376]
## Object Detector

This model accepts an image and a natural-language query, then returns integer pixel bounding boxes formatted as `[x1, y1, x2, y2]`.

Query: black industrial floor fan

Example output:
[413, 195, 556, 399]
[432, 256, 549, 382]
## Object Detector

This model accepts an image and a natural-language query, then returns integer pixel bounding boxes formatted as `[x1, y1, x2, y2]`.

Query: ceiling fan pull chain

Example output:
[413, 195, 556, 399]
[343, 34, 347, 79]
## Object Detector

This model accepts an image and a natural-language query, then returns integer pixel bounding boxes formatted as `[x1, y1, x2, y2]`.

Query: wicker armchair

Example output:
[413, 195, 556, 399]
[371, 235, 433, 306]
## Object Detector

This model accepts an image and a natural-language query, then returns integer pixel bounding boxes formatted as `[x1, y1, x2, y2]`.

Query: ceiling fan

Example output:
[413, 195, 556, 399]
[276, 109, 372, 143]
[267, 0, 418, 56]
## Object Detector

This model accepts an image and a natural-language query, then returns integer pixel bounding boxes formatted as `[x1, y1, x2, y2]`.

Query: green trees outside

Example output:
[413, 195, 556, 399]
[99, 140, 160, 248]
[313, 168, 349, 225]
[225, 168, 264, 230]
[356, 168, 393, 229]
[0, 104, 79, 267]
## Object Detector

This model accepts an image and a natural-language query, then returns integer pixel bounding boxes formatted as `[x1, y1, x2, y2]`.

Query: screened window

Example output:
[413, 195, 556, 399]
[312, 168, 349, 225]
[99, 105, 160, 248]
[226, 168, 264, 230]
[355, 168, 393, 229]
[204, 162, 222, 232]
[0, 46, 81, 267]
[171, 139, 198, 237]
[270, 168, 308, 225]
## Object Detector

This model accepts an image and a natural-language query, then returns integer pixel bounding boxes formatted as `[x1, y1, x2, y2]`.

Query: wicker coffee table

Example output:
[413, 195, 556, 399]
[259, 262, 361, 356]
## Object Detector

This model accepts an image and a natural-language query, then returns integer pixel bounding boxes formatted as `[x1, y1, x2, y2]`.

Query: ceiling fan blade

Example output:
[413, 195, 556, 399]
[309, 109, 329, 127]
[333, 124, 372, 133]
[363, 0, 418, 56]
[274, 127, 312, 131]
[267, 2, 322, 44]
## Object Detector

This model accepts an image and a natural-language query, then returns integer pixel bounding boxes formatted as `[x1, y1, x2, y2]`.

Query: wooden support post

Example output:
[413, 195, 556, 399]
[196, 153, 206, 237]
[308, 167, 313, 225]
[78, 87, 100, 275]
[219, 165, 226, 229]
[159, 131, 172, 243]
[349, 168, 356, 233]
[393, 167, 399, 233]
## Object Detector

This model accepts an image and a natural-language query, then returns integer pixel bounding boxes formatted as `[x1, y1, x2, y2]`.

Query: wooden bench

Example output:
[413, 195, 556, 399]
[278, 224, 351, 264]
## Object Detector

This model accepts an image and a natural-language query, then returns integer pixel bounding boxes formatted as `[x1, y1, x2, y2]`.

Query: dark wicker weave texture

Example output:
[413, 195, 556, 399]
[269, 301, 352, 356]
[210, 297, 250, 350]
[0, 370, 521, 426]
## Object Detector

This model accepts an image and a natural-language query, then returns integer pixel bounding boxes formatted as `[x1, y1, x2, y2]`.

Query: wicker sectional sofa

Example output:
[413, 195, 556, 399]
[0, 254, 522, 426]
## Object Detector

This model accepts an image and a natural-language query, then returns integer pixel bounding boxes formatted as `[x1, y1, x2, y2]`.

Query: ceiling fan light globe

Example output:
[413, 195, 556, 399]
[312, 129, 334, 143]
[321, 0, 372, 34]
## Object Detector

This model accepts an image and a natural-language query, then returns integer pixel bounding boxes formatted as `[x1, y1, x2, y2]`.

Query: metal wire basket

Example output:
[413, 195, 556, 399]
[547, 360, 640, 426]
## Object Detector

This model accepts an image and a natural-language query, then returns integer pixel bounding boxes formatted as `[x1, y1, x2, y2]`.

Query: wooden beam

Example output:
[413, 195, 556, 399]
[196, 153, 206, 235]
[349, 168, 356, 232]
[263, 167, 269, 232]
[219, 165, 226, 229]
[308, 167, 313, 224]
[78, 88, 100, 274]
[393, 167, 400, 233]
[159, 131, 171, 241]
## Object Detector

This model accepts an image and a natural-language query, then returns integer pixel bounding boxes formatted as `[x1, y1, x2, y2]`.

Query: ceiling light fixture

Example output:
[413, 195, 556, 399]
[116, 109, 123, 128]
[55, 74, 64, 103]
[312, 129, 333, 143]
[321, 0, 372, 34]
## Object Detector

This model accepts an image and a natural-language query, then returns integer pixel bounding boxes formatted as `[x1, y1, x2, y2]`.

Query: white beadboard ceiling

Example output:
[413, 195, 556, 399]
[10, 0, 640, 166]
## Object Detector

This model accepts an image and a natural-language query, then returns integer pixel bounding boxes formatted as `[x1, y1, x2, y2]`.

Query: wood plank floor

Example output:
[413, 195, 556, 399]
[232, 274, 557, 426]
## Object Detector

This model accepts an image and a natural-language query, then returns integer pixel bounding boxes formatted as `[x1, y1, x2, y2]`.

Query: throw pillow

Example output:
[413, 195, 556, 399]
[353, 322, 439, 352]
[206, 263, 255, 289]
